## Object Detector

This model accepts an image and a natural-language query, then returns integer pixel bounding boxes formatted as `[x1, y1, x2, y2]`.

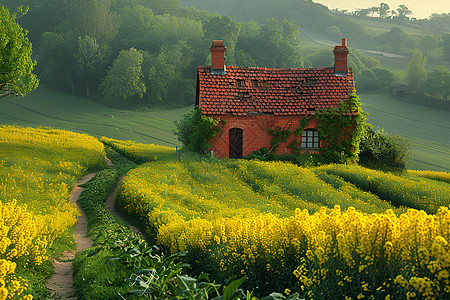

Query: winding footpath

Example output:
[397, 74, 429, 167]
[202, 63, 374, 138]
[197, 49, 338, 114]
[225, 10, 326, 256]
[45, 173, 96, 299]
[45, 158, 145, 299]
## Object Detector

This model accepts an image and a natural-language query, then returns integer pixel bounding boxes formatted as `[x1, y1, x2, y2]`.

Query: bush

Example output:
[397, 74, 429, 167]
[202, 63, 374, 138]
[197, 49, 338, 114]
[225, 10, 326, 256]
[174, 109, 223, 155]
[359, 124, 411, 171]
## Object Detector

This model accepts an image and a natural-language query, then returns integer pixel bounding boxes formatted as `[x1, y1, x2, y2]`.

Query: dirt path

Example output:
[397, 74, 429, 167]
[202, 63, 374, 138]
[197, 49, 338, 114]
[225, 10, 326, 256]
[46, 173, 96, 300]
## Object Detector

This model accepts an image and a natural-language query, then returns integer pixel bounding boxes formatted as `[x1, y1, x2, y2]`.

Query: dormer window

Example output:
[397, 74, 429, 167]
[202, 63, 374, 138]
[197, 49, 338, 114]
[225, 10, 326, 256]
[301, 129, 320, 149]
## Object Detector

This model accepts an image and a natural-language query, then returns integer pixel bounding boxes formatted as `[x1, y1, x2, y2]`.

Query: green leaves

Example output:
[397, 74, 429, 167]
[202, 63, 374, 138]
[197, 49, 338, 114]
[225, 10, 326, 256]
[0, 5, 39, 99]
[99, 48, 146, 103]
[174, 109, 222, 155]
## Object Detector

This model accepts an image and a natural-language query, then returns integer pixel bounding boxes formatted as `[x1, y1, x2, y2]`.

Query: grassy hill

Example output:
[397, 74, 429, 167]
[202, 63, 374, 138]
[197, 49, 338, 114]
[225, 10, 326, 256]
[1, 87, 449, 172]
[0, 86, 191, 147]
[360, 92, 450, 172]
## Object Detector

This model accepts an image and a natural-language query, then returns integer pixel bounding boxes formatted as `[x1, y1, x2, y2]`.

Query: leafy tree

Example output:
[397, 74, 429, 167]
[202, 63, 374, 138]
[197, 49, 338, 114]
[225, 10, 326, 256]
[359, 124, 411, 171]
[371, 68, 397, 90]
[406, 49, 427, 94]
[306, 48, 333, 68]
[0, 5, 38, 99]
[37, 32, 75, 91]
[358, 69, 379, 91]
[100, 48, 146, 104]
[204, 15, 240, 64]
[66, 0, 117, 49]
[173, 108, 220, 155]
[396, 4, 412, 20]
[378, 3, 390, 18]
[74, 36, 105, 97]
[381, 27, 407, 51]
[417, 35, 439, 60]
[237, 18, 303, 68]
[425, 66, 450, 100]
[442, 33, 450, 62]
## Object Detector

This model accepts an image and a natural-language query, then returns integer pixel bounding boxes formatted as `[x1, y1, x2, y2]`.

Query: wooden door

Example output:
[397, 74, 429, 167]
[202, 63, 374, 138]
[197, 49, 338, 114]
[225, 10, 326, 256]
[229, 128, 243, 158]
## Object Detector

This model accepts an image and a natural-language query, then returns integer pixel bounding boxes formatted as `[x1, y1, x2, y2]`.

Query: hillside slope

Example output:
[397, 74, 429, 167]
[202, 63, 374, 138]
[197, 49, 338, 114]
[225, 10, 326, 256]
[0, 86, 191, 147]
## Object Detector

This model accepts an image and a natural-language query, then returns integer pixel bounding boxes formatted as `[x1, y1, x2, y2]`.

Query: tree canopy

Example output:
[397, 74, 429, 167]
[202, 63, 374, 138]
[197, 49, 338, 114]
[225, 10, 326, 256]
[0, 5, 38, 99]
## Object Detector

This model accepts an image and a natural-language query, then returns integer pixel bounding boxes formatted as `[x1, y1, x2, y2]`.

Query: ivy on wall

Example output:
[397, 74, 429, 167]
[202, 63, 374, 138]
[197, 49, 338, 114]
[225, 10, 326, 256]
[264, 94, 366, 163]
[316, 94, 367, 163]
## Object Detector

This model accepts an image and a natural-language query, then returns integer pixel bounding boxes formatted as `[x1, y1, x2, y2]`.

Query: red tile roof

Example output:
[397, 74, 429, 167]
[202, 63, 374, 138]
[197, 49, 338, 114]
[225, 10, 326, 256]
[197, 66, 354, 116]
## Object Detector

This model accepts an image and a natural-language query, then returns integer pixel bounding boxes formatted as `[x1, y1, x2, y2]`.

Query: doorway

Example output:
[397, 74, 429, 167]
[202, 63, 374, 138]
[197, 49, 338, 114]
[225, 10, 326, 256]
[229, 128, 243, 158]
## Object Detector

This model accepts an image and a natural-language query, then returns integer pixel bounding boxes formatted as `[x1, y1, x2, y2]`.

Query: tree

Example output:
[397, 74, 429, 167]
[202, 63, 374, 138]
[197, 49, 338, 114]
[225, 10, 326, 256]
[417, 35, 438, 60]
[397, 4, 412, 20]
[74, 36, 104, 97]
[37, 32, 75, 91]
[406, 49, 427, 94]
[67, 0, 117, 49]
[0, 5, 38, 99]
[204, 16, 240, 64]
[382, 27, 407, 51]
[378, 3, 390, 18]
[425, 66, 450, 100]
[99, 48, 146, 104]
[443, 34, 450, 62]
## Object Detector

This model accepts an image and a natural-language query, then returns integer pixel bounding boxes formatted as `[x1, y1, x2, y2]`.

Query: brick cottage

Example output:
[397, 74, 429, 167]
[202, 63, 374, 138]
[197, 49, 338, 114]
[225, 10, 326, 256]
[196, 39, 355, 158]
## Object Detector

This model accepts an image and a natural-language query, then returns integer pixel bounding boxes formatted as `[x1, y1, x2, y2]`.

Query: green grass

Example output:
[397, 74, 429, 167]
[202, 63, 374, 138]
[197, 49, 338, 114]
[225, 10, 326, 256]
[360, 92, 450, 172]
[0, 86, 192, 147]
[344, 15, 429, 36]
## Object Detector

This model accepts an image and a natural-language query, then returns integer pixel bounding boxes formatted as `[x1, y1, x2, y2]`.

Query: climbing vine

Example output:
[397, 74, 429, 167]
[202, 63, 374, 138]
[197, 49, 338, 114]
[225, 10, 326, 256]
[316, 94, 367, 163]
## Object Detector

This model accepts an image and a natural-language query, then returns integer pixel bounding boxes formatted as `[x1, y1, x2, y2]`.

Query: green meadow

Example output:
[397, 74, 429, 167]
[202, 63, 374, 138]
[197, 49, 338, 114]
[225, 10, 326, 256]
[1, 86, 449, 172]
[0, 86, 191, 147]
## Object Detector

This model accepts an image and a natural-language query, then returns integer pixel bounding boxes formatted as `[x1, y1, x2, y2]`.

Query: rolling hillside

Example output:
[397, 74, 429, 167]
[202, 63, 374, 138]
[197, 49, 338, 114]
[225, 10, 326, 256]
[0, 86, 449, 172]
[0, 86, 190, 147]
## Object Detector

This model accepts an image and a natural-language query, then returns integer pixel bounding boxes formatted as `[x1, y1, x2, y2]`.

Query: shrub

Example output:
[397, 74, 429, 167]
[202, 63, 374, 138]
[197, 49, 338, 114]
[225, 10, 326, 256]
[359, 124, 411, 171]
[173, 109, 223, 155]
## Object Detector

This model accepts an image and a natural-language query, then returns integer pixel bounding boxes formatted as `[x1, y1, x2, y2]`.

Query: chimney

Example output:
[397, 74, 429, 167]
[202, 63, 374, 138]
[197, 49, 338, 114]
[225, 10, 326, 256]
[210, 40, 226, 75]
[333, 38, 349, 75]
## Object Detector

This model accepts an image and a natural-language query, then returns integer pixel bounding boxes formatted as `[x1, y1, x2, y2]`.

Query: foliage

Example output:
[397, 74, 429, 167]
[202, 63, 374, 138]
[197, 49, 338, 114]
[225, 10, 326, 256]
[99, 48, 146, 105]
[66, 0, 118, 49]
[316, 94, 367, 163]
[0, 5, 39, 99]
[236, 18, 303, 68]
[174, 109, 222, 155]
[359, 124, 411, 171]
[406, 49, 427, 94]
[74, 35, 105, 97]
[424, 65, 450, 101]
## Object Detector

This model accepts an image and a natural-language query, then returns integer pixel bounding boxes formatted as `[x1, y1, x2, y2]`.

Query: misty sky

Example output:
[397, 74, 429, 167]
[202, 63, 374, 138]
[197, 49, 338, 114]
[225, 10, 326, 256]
[314, 0, 449, 19]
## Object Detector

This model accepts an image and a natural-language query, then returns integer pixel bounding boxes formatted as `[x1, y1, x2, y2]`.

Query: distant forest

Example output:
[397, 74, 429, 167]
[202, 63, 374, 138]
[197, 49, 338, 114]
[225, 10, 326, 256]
[5, 0, 450, 107]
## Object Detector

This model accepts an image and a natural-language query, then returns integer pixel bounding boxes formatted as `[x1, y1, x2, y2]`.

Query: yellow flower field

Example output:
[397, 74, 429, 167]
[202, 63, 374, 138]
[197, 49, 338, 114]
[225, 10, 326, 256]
[115, 141, 450, 298]
[0, 125, 106, 298]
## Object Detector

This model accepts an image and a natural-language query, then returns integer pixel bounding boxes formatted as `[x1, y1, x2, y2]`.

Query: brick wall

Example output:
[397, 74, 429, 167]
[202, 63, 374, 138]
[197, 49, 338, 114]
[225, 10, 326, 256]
[209, 114, 321, 158]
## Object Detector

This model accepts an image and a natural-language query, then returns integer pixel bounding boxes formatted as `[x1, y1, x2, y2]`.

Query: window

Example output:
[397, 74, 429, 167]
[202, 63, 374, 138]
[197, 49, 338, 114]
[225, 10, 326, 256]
[301, 129, 320, 149]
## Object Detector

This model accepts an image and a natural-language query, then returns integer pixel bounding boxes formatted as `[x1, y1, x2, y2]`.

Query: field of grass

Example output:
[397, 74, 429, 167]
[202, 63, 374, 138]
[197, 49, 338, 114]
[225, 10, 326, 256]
[0, 86, 191, 147]
[344, 15, 429, 36]
[113, 140, 450, 298]
[360, 92, 450, 172]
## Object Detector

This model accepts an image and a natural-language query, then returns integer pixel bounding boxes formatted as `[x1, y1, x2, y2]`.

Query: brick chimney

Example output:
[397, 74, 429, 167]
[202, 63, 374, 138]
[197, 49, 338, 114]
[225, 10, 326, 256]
[333, 38, 349, 75]
[210, 40, 226, 75]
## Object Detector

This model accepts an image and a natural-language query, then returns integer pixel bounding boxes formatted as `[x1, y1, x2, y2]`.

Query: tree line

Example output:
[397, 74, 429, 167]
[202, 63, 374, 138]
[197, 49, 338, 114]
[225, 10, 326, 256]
[3, 0, 304, 108]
